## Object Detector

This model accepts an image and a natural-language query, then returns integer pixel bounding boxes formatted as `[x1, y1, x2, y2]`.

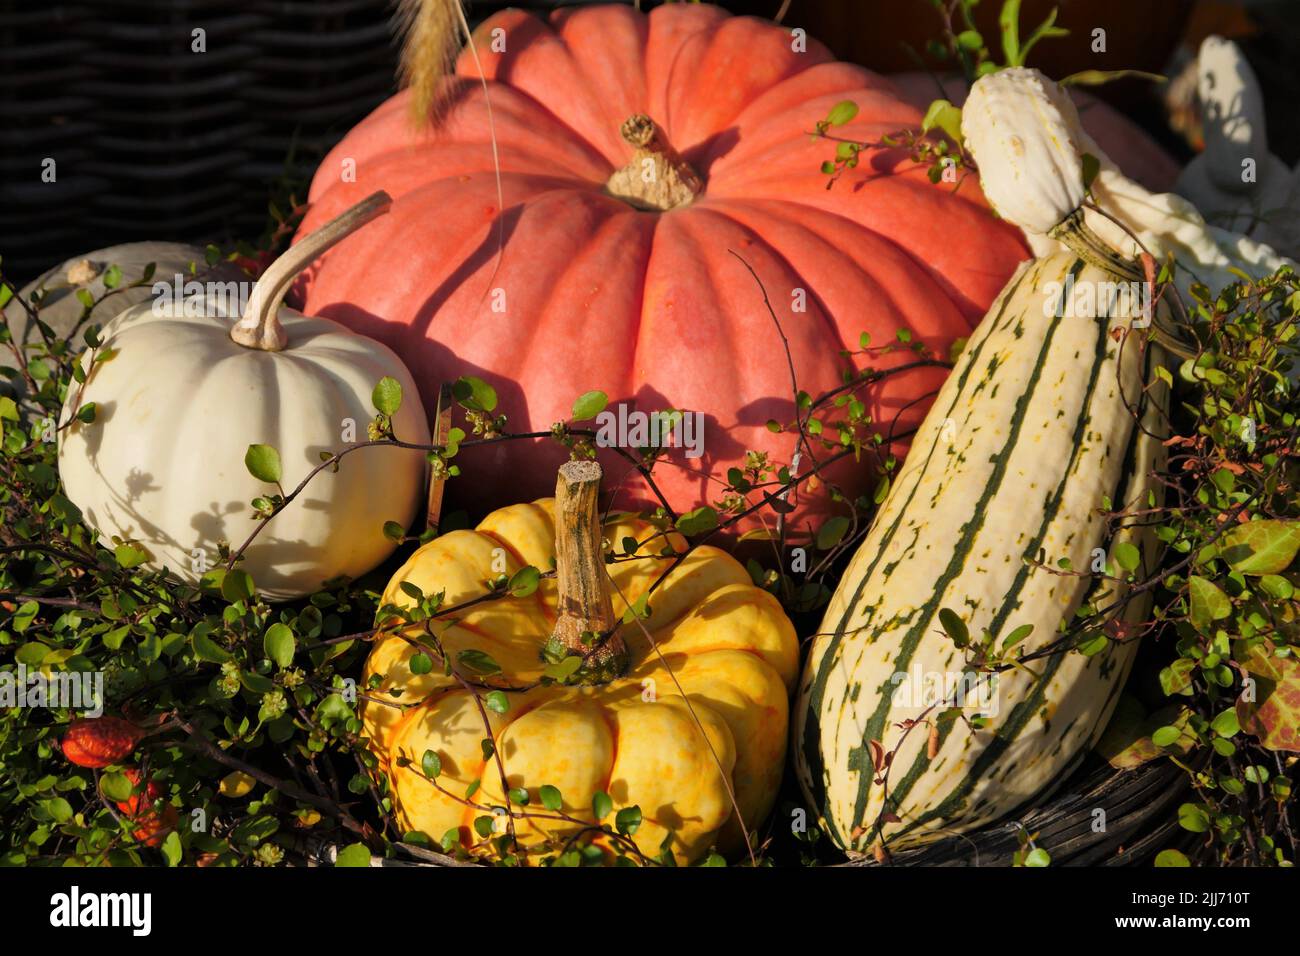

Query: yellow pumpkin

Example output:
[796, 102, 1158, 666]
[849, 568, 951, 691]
[361, 461, 798, 863]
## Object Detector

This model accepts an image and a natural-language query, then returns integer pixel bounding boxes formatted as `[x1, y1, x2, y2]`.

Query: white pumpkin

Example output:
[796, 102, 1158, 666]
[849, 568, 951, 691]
[58, 192, 430, 601]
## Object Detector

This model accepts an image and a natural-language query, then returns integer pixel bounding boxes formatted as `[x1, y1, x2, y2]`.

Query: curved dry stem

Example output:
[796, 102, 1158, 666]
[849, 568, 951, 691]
[230, 191, 393, 351]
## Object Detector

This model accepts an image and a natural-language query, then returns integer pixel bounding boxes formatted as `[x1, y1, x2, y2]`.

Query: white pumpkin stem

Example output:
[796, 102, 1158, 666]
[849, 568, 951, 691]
[606, 114, 703, 211]
[544, 460, 628, 683]
[230, 191, 393, 351]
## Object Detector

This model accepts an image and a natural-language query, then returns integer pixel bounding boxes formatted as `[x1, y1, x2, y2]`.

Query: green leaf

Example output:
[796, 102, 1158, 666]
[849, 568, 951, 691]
[408, 652, 433, 675]
[0, 396, 17, 422]
[621, 593, 650, 625]
[571, 390, 608, 421]
[1001, 623, 1034, 651]
[542, 656, 583, 683]
[920, 98, 964, 145]
[244, 444, 282, 484]
[1216, 520, 1300, 575]
[1076, 633, 1109, 657]
[453, 376, 498, 413]
[100, 772, 132, 803]
[372, 376, 403, 415]
[191, 626, 232, 663]
[1023, 847, 1051, 867]
[615, 805, 642, 836]
[14, 642, 49, 666]
[1177, 803, 1210, 833]
[334, 843, 371, 867]
[240, 671, 275, 695]
[1258, 574, 1294, 600]
[1151, 725, 1183, 748]
[1188, 575, 1231, 633]
[816, 516, 850, 551]
[938, 608, 969, 648]
[262, 623, 295, 668]
[75, 402, 97, 424]
[1113, 541, 1141, 572]
[160, 831, 182, 867]
[456, 649, 501, 676]
[11, 602, 39, 634]
[221, 569, 255, 604]
[382, 520, 406, 542]
[43, 797, 73, 823]
[508, 566, 540, 598]
[1210, 708, 1240, 738]
[113, 544, 149, 569]
[1154, 848, 1190, 867]
[539, 785, 563, 811]
[675, 506, 719, 537]
[591, 791, 613, 822]
[825, 100, 859, 127]
[421, 750, 442, 779]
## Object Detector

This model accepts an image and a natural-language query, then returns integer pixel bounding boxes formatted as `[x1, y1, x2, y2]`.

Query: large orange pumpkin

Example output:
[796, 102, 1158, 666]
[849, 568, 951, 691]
[294, 3, 1027, 538]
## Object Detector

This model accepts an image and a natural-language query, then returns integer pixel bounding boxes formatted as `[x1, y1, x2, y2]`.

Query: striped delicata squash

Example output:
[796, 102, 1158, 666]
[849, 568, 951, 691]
[794, 68, 1183, 853]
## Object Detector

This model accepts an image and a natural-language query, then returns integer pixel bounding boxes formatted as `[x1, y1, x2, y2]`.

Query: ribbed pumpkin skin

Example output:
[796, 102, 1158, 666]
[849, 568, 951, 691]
[363, 499, 799, 862]
[294, 3, 1028, 536]
[795, 252, 1168, 852]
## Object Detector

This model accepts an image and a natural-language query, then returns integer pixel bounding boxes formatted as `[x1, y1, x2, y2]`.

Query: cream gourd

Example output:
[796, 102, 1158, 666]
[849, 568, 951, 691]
[963, 67, 1295, 301]
[58, 193, 429, 601]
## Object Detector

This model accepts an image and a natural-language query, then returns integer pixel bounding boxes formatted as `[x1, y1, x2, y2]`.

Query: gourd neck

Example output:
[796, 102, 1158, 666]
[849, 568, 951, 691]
[542, 460, 629, 684]
[1049, 209, 1141, 281]
[229, 191, 393, 351]
[605, 114, 703, 212]
[1050, 209, 1197, 360]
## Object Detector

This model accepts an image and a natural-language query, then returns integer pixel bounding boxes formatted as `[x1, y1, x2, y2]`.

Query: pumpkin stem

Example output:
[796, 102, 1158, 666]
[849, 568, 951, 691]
[605, 114, 703, 211]
[230, 191, 393, 351]
[542, 460, 628, 684]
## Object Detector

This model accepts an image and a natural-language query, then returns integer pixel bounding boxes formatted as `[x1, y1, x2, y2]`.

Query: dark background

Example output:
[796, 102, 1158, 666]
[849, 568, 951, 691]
[2, 0, 1297, 282]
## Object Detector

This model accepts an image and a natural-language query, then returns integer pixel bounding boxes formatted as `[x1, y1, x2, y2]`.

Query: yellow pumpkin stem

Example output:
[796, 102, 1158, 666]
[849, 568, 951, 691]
[230, 191, 393, 352]
[544, 460, 628, 683]
[605, 115, 703, 212]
